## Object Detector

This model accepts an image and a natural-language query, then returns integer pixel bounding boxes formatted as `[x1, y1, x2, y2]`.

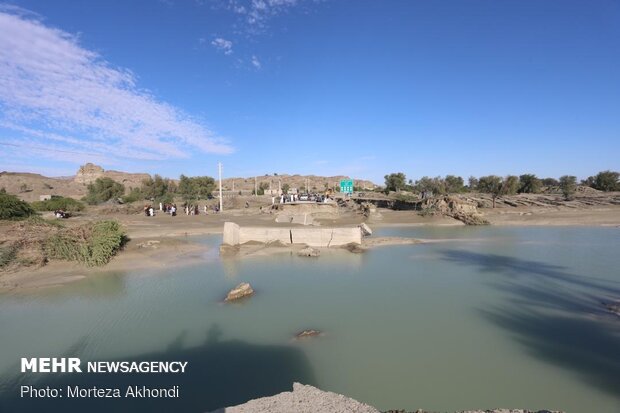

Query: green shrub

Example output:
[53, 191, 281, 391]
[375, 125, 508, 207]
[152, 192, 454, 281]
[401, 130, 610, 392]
[0, 244, 18, 268]
[25, 215, 64, 228]
[83, 178, 125, 205]
[0, 191, 36, 219]
[45, 220, 126, 266]
[122, 187, 144, 203]
[31, 196, 85, 212]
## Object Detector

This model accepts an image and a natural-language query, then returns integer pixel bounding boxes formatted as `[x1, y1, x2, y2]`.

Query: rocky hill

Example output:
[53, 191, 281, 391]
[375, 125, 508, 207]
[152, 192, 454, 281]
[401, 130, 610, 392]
[0, 163, 150, 202]
[221, 174, 377, 194]
[74, 163, 150, 189]
[0, 164, 377, 201]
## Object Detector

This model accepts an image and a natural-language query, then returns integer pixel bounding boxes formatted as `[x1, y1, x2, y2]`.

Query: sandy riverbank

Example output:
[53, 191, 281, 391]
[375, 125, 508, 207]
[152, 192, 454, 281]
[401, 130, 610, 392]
[1, 204, 619, 292]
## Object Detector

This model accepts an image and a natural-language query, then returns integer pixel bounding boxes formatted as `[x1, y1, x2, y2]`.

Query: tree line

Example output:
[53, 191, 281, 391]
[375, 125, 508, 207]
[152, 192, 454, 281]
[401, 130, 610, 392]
[384, 170, 619, 206]
[83, 174, 216, 205]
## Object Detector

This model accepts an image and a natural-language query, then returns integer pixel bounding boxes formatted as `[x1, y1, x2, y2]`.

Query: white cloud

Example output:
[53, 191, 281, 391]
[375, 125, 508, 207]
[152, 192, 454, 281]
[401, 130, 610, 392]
[0, 9, 234, 163]
[226, 0, 305, 33]
[251, 55, 262, 69]
[211, 37, 234, 55]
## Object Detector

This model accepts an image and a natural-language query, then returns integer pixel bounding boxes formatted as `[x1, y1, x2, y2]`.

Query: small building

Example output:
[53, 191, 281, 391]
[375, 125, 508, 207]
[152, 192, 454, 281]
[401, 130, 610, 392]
[39, 194, 52, 201]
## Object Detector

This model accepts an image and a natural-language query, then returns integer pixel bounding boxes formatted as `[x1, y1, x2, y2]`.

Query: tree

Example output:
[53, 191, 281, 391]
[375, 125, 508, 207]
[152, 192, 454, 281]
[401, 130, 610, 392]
[177, 175, 215, 202]
[503, 175, 520, 195]
[282, 183, 290, 194]
[468, 176, 479, 191]
[542, 177, 559, 187]
[444, 175, 465, 193]
[253, 182, 269, 195]
[415, 176, 445, 196]
[581, 176, 595, 187]
[0, 191, 35, 219]
[559, 175, 577, 200]
[141, 174, 173, 201]
[384, 173, 407, 193]
[83, 178, 125, 205]
[518, 174, 542, 194]
[592, 170, 619, 192]
[477, 175, 503, 208]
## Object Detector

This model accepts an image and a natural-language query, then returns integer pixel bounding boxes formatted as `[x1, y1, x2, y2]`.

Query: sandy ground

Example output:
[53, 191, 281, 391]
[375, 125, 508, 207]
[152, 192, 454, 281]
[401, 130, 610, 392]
[481, 206, 620, 226]
[2, 204, 619, 292]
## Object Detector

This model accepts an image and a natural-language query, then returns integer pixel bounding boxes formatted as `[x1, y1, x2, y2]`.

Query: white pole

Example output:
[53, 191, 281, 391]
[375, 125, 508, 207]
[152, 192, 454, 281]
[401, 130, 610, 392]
[218, 162, 223, 212]
[254, 176, 257, 197]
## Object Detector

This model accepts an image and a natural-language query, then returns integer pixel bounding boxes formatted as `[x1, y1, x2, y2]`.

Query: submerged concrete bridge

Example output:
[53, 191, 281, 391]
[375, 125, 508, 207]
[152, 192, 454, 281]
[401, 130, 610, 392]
[222, 222, 363, 247]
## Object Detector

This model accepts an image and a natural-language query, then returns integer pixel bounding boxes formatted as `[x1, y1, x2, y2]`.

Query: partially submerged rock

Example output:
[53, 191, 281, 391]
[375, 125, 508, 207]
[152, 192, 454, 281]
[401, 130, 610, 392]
[359, 222, 373, 236]
[342, 242, 366, 253]
[602, 301, 620, 317]
[219, 244, 240, 256]
[136, 240, 160, 249]
[295, 329, 322, 339]
[298, 247, 320, 257]
[225, 282, 254, 301]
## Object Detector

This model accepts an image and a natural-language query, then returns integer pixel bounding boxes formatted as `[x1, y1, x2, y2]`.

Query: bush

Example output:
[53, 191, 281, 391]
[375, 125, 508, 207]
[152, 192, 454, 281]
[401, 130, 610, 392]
[31, 196, 85, 212]
[83, 178, 125, 205]
[592, 170, 619, 192]
[45, 220, 126, 266]
[0, 244, 18, 268]
[518, 174, 542, 193]
[122, 187, 144, 203]
[559, 175, 577, 200]
[0, 191, 36, 219]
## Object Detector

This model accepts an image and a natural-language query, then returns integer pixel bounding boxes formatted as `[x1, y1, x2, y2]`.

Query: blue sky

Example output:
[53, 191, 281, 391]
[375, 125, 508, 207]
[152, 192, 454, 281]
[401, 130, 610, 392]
[0, 0, 618, 184]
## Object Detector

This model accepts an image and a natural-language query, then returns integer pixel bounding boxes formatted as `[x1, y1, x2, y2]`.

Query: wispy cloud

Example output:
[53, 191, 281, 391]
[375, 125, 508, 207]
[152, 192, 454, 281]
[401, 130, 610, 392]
[0, 7, 234, 164]
[211, 37, 234, 55]
[225, 0, 309, 34]
[251, 55, 262, 69]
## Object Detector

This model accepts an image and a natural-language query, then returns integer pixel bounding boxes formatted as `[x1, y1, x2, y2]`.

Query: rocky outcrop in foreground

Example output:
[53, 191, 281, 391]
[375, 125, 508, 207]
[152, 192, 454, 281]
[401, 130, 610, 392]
[387, 410, 562, 413]
[208, 382, 379, 413]
[208, 383, 563, 413]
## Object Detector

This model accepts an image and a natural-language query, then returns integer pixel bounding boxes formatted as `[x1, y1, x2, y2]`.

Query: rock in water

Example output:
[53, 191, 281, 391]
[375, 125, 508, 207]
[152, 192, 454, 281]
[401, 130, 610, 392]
[359, 222, 373, 236]
[225, 282, 254, 301]
[295, 329, 322, 339]
[603, 301, 620, 317]
[298, 247, 320, 257]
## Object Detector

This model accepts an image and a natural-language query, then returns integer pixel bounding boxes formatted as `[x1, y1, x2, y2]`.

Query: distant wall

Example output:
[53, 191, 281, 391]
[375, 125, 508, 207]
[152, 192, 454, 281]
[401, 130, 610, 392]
[223, 222, 362, 247]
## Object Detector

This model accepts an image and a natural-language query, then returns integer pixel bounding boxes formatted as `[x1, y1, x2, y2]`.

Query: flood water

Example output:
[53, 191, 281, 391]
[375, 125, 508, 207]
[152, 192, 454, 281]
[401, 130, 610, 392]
[0, 226, 619, 412]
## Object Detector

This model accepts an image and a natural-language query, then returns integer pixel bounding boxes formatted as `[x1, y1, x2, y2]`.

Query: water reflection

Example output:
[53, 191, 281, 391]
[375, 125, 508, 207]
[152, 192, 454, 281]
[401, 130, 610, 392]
[0, 324, 316, 413]
[441, 249, 620, 399]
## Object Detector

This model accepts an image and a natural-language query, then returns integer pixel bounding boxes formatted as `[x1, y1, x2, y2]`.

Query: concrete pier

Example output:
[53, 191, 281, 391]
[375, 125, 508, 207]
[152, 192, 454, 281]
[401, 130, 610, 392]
[222, 222, 363, 247]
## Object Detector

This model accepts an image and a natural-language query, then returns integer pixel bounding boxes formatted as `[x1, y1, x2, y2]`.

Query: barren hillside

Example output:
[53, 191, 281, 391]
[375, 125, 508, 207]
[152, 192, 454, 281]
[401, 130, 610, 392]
[0, 164, 377, 201]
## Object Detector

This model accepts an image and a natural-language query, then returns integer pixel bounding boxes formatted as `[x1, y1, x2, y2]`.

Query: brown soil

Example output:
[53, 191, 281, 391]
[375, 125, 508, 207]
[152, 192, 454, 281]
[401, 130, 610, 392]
[2, 190, 619, 292]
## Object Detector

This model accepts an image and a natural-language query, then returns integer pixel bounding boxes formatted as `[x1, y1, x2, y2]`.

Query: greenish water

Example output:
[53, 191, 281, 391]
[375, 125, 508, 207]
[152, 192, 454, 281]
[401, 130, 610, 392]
[0, 227, 619, 412]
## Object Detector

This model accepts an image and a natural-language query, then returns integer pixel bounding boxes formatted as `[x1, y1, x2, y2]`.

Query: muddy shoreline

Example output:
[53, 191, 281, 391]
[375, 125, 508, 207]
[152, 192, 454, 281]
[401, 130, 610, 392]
[1, 205, 619, 292]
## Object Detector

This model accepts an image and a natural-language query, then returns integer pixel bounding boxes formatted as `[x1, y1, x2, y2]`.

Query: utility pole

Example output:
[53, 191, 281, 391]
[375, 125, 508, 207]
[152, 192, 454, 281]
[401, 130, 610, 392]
[278, 179, 281, 195]
[218, 162, 223, 212]
[254, 176, 257, 197]
[232, 180, 235, 192]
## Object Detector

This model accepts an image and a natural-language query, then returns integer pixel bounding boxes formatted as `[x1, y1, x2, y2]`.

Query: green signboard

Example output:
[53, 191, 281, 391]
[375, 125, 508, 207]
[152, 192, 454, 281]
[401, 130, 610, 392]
[340, 179, 353, 194]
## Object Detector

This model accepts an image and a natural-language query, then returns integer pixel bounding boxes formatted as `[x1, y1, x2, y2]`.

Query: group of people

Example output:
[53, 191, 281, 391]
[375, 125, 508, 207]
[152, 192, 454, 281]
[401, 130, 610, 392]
[273, 193, 331, 205]
[144, 202, 220, 217]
